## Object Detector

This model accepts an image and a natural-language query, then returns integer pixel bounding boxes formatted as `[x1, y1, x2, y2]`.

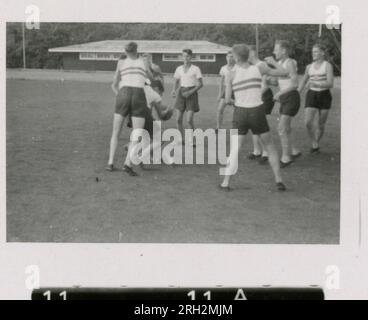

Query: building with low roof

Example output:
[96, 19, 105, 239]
[48, 40, 231, 75]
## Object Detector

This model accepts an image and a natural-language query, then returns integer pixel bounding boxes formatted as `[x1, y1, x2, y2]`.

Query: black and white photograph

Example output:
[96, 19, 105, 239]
[1, 0, 368, 301]
[5, 22, 341, 244]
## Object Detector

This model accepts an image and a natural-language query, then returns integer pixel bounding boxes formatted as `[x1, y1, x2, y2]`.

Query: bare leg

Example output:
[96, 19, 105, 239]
[259, 132, 283, 184]
[187, 110, 195, 145]
[107, 113, 125, 166]
[251, 134, 263, 156]
[316, 109, 330, 143]
[221, 134, 245, 188]
[260, 138, 268, 157]
[139, 121, 171, 164]
[289, 118, 301, 156]
[305, 107, 319, 148]
[216, 99, 226, 129]
[176, 110, 184, 143]
[278, 115, 292, 162]
[124, 116, 145, 169]
[261, 115, 273, 158]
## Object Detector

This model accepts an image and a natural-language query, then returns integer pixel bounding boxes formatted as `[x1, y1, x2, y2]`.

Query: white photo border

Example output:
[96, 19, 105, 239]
[1, 0, 367, 300]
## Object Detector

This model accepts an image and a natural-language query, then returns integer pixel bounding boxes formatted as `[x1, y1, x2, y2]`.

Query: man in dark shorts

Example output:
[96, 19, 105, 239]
[298, 43, 334, 153]
[220, 44, 288, 192]
[107, 42, 150, 176]
[248, 45, 276, 164]
[272, 40, 302, 167]
[171, 49, 203, 146]
[125, 83, 174, 166]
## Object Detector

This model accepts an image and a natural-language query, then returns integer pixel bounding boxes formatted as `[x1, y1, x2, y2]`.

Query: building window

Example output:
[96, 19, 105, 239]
[162, 54, 182, 61]
[80, 52, 216, 62]
[79, 52, 121, 61]
[195, 54, 216, 62]
[162, 53, 216, 62]
[96, 53, 121, 60]
[79, 52, 97, 60]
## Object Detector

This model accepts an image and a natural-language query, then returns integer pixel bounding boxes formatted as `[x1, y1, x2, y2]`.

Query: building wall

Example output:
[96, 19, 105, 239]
[62, 52, 226, 75]
[62, 53, 116, 71]
[151, 53, 226, 75]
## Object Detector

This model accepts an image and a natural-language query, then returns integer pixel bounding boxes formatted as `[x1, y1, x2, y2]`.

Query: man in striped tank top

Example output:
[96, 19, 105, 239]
[298, 44, 334, 153]
[106, 42, 153, 176]
[248, 45, 276, 164]
[220, 44, 288, 191]
[273, 40, 302, 167]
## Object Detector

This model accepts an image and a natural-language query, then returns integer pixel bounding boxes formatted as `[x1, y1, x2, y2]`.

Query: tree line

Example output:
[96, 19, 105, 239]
[6, 23, 341, 74]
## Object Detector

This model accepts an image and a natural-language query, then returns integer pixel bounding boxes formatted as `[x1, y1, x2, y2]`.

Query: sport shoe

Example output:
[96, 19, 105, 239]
[276, 182, 286, 191]
[105, 164, 114, 172]
[122, 165, 138, 176]
[248, 153, 262, 160]
[258, 156, 269, 165]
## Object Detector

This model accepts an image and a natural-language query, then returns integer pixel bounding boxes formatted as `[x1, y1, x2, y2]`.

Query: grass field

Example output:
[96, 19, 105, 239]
[6, 72, 341, 243]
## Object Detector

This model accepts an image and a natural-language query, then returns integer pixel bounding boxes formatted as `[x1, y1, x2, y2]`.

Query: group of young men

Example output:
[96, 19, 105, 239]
[106, 40, 335, 192]
[216, 41, 334, 190]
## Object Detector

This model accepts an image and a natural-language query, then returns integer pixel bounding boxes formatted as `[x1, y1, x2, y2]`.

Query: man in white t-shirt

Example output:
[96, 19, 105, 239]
[171, 49, 203, 146]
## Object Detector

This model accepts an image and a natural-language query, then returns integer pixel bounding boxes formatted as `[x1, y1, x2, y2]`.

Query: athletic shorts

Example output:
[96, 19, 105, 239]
[174, 87, 200, 113]
[279, 90, 301, 117]
[305, 89, 332, 110]
[232, 105, 270, 135]
[126, 111, 154, 138]
[115, 86, 148, 118]
[262, 88, 275, 115]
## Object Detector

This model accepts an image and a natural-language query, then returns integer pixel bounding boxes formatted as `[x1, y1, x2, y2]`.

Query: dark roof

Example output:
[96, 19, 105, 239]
[49, 40, 231, 54]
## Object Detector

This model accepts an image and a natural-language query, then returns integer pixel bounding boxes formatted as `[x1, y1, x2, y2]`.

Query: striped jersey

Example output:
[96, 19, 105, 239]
[118, 57, 147, 89]
[278, 58, 298, 91]
[308, 61, 328, 92]
[231, 64, 263, 108]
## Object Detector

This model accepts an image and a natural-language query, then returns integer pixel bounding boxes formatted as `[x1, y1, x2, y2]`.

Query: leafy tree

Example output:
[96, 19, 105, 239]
[6, 22, 341, 74]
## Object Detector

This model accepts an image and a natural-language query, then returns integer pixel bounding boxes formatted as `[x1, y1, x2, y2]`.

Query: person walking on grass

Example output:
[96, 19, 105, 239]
[248, 45, 277, 165]
[298, 43, 334, 154]
[272, 40, 302, 168]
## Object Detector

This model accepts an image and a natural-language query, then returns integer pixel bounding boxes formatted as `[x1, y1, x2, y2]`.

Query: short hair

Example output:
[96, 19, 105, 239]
[125, 41, 138, 54]
[227, 50, 233, 55]
[313, 43, 327, 53]
[232, 44, 250, 62]
[248, 45, 257, 52]
[182, 49, 193, 56]
[276, 40, 291, 53]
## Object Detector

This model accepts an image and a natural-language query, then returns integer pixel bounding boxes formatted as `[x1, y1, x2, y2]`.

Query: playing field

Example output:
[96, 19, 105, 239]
[6, 71, 341, 243]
